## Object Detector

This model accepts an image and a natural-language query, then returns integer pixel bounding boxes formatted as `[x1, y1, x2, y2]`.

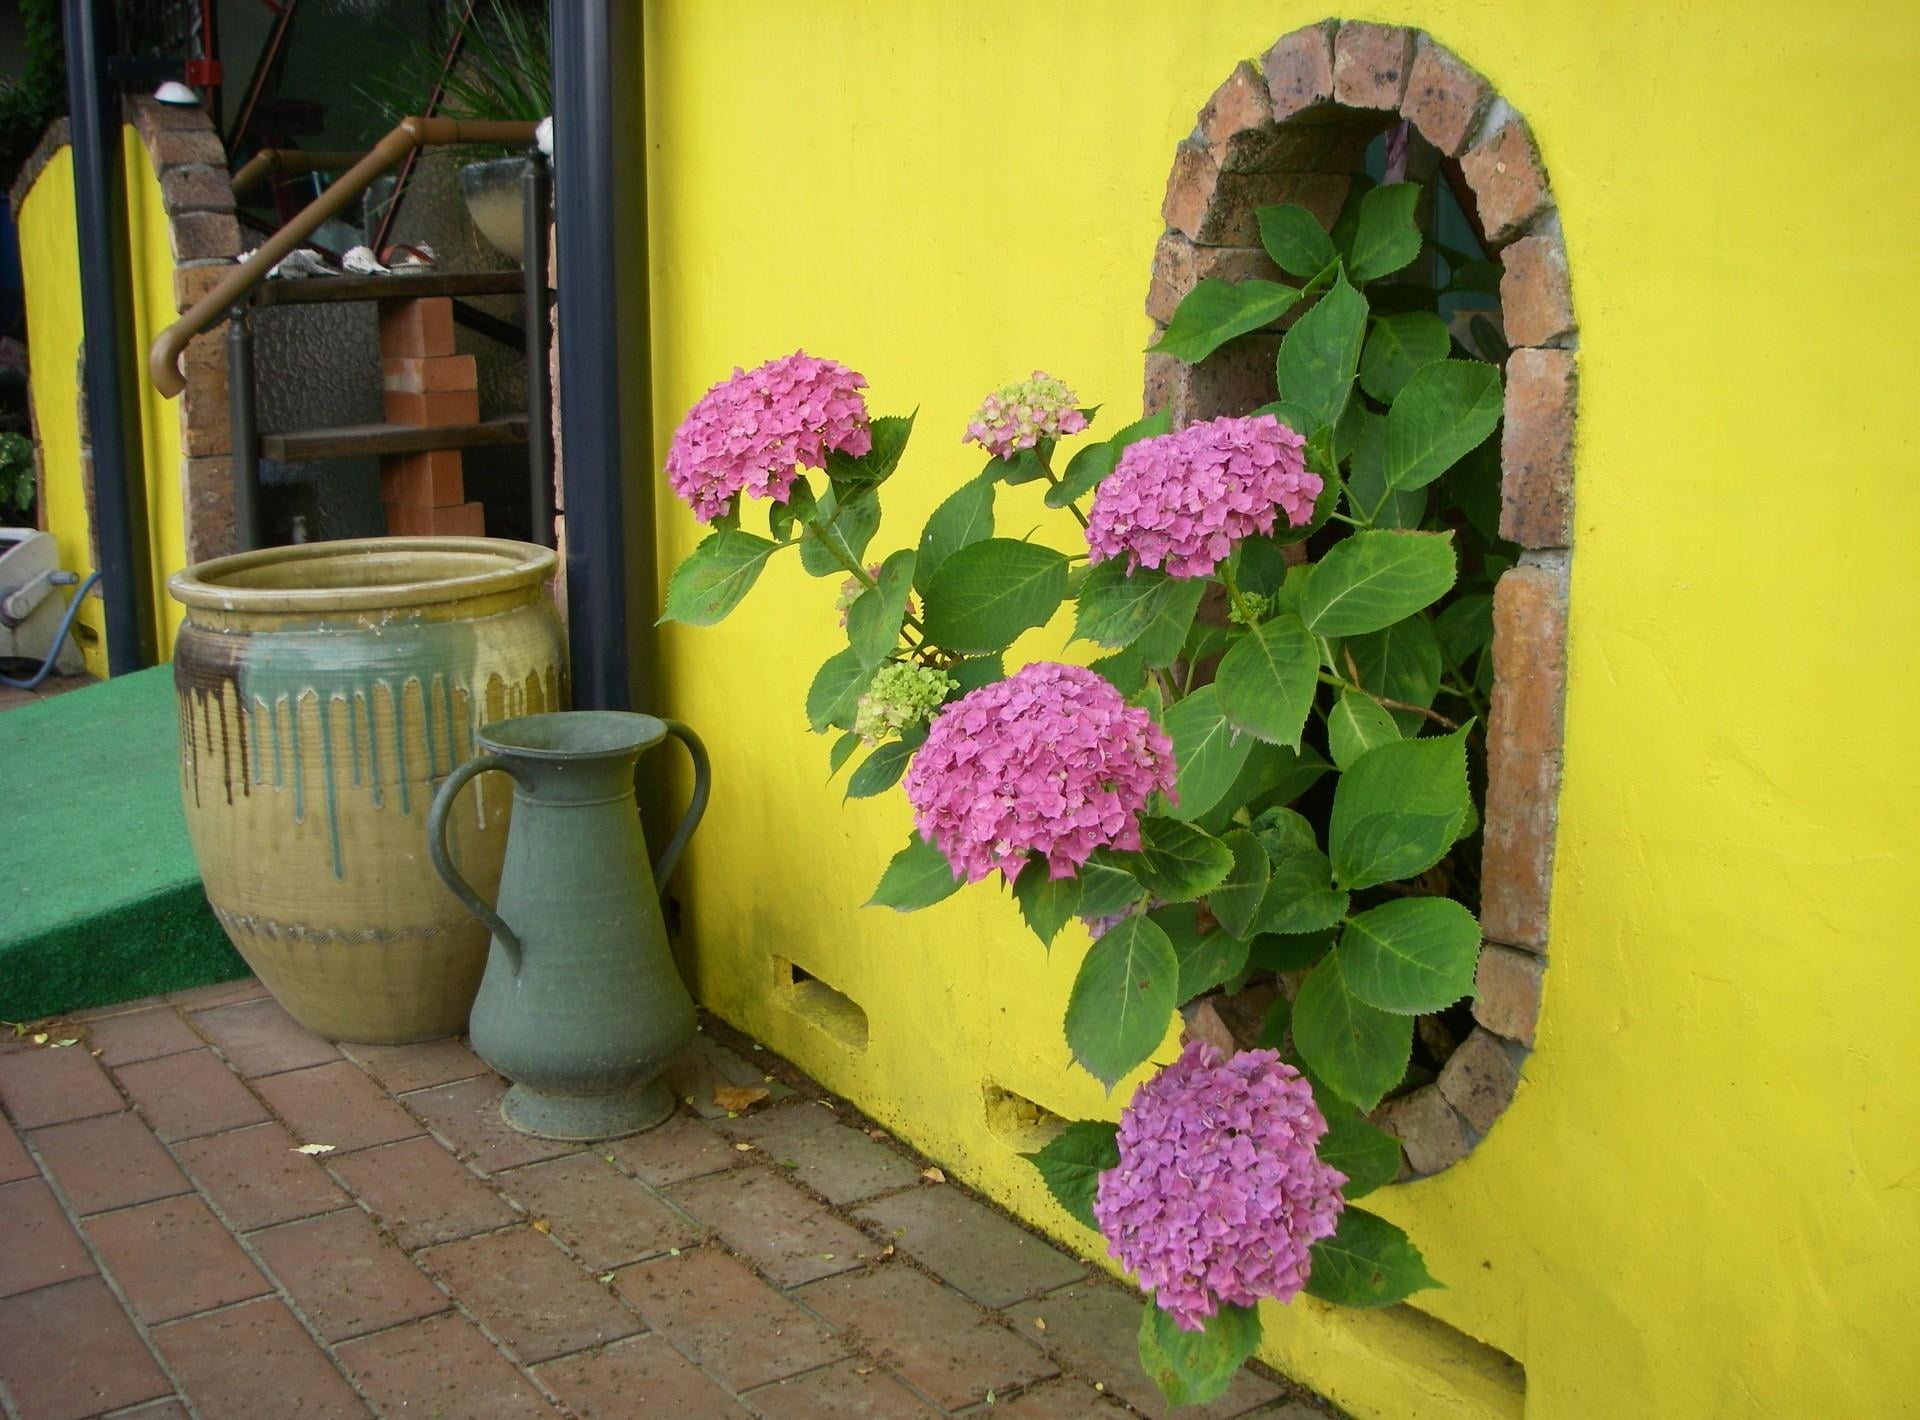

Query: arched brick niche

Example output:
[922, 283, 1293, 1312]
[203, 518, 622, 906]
[1144, 20, 1574, 1177]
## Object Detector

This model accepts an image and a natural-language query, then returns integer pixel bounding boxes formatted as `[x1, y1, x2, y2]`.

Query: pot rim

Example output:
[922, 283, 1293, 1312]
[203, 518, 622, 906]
[168, 536, 557, 614]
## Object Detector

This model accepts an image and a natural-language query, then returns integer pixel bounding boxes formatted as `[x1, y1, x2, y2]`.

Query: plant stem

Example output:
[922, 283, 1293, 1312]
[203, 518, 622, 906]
[1036, 449, 1091, 530]
[803, 521, 928, 639]
[1319, 666, 1463, 733]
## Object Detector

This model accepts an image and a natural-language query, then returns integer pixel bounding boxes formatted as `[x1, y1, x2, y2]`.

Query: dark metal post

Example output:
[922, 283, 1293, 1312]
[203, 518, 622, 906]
[522, 150, 554, 549]
[227, 305, 260, 552]
[63, 0, 154, 672]
[550, 0, 652, 711]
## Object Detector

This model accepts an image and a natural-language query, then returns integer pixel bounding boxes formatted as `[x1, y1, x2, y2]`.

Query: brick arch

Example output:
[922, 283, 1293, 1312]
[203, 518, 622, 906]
[1145, 20, 1573, 1178]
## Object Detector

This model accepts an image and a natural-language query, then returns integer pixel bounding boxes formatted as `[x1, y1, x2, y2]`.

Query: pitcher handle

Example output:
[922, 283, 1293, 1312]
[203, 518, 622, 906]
[650, 720, 711, 888]
[428, 752, 525, 974]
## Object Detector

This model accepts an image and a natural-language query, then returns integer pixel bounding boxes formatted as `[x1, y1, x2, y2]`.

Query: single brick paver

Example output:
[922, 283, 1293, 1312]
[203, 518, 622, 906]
[189, 996, 339, 1077]
[29, 1111, 192, 1215]
[336, 1311, 556, 1419]
[533, 1332, 750, 1418]
[615, 1247, 846, 1391]
[84, 1006, 201, 1068]
[744, 1357, 939, 1418]
[403, 1074, 580, 1173]
[115, 1049, 269, 1141]
[855, 1187, 1085, 1307]
[165, 977, 269, 1011]
[664, 1034, 795, 1120]
[173, 1119, 350, 1231]
[152, 1295, 370, 1419]
[250, 1206, 452, 1341]
[0, 1114, 35, 1183]
[0, 1046, 125, 1129]
[330, 1133, 518, 1249]
[342, 1035, 489, 1093]
[498, 1153, 702, 1270]
[604, 1110, 738, 1186]
[254, 1059, 423, 1152]
[113, 1401, 192, 1420]
[0, 1179, 97, 1297]
[420, 1226, 643, 1363]
[0, 1278, 171, 1420]
[85, 1194, 271, 1324]
[717, 1099, 923, 1203]
[672, 1165, 874, 1287]
[796, 1262, 1058, 1410]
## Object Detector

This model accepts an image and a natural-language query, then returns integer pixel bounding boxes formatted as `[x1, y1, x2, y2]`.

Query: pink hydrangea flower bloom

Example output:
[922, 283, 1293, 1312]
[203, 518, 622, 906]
[666, 351, 872, 522]
[903, 662, 1175, 884]
[1085, 415, 1320, 579]
[1094, 1042, 1346, 1331]
[963, 372, 1090, 461]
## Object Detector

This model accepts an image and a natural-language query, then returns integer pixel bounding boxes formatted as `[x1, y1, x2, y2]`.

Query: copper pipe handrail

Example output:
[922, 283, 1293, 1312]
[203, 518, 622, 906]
[228, 148, 367, 197]
[150, 115, 538, 399]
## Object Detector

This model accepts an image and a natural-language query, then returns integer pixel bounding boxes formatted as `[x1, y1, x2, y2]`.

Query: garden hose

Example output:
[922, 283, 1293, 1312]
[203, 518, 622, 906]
[0, 570, 101, 690]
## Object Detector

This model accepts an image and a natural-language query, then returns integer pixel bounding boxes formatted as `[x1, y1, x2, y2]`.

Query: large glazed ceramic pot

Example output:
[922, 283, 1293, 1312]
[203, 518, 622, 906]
[168, 538, 566, 1043]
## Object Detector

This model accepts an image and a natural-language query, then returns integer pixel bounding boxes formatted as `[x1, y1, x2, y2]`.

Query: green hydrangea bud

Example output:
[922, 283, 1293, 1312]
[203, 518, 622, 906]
[854, 662, 958, 744]
[1227, 590, 1274, 627]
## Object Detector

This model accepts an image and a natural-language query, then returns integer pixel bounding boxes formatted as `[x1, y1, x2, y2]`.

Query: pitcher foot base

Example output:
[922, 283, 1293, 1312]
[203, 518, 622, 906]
[499, 1079, 675, 1141]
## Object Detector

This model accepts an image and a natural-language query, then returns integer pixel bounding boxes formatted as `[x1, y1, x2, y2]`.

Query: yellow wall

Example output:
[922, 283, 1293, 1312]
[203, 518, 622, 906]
[16, 127, 192, 674]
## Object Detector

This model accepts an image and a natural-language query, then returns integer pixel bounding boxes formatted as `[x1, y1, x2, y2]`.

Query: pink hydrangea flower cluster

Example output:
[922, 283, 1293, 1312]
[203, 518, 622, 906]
[1094, 1042, 1346, 1331]
[963, 372, 1090, 461]
[1085, 415, 1320, 579]
[665, 351, 872, 522]
[902, 662, 1175, 884]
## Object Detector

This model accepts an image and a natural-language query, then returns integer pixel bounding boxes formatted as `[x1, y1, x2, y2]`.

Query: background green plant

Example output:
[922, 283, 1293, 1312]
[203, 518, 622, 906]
[0, 433, 36, 524]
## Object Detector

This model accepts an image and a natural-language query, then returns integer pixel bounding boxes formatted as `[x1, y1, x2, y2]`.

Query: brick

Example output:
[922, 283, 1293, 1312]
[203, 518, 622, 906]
[670, 1165, 871, 1287]
[981, 1379, 1133, 1417]
[498, 1153, 700, 1270]
[153, 1296, 367, 1420]
[160, 164, 233, 216]
[614, 1247, 845, 1391]
[173, 1119, 350, 1232]
[173, 260, 235, 316]
[0, 1179, 98, 1297]
[382, 386, 481, 427]
[404, 1073, 575, 1173]
[1500, 231, 1575, 348]
[250, 1206, 450, 1341]
[1144, 351, 1182, 421]
[1437, 1027, 1524, 1134]
[1462, 117, 1550, 245]
[115, 1050, 269, 1142]
[382, 353, 477, 394]
[127, 95, 211, 135]
[0, 1114, 33, 1183]
[0, 1279, 171, 1420]
[1374, 1085, 1471, 1174]
[661, 1034, 795, 1120]
[378, 297, 456, 358]
[534, 1333, 753, 1418]
[84, 1007, 200, 1069]
[714, 1100, 921, 1204]
[30, 1112, 191, 1216]
[254, 1060, 423, 1153]
[342, 1036, 488, 1094]
[386, 499, 486, 537]
[380, 449, 466, 508]
[337, 1311, 552, 1419]
[166, 977, 267, 1010]
[853, 1187, 1083, 1308]
[1482, 561, 1569, 949]
[330, 1135, 517, 1249]
[604, 1110, 737, 1186]
[1146, 234, 1286, 326]
[1474, 944, 1546, 1045]
[1499, 348, 1576, 548]
[86, 1195, 270, 1324]
[796, 1263, 1057, 1409]
[744, 1358, 935, 1419]
[1198, 61, 1273, 173]
[1005, 1283, 1281, 1420]
[147, 126, 227, 170]
[1333, 22, 1415, 109]
[420, 1226, 642, 1363]
[169, 210, 241, 263]
[1184, 332, 1282, 424]
[1161, 140, 1219, 244]
[179, 330, 231, 457]
[0, 1043, 125, 1128]
[1400, 39, 1493, 158]
[190, 995, 338, 1078]
[182, 455, 238, 564]
[1262, 22, 1337, 123]
[1166, 157, 1346, 250]
[112, 1401, 192, 1420]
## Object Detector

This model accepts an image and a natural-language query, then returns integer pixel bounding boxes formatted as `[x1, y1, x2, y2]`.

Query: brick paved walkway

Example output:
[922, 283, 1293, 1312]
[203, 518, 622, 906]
[0, 977, 1332, 1420]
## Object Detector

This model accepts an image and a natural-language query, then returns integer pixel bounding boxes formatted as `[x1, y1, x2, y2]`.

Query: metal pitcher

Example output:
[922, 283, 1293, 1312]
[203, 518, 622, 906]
[427, 710, 709, 1140]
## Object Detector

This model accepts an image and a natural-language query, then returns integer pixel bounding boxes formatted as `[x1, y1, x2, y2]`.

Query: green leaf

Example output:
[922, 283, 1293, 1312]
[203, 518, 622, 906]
[806, 648, 869, 733]
[1328, 727, 1473, 890]
[1078, 850, 1144, 918]
[1327, 690, 1400, 770]
[659, 531, 779, 626]
[1065, 915, 1180, 1088]
[915, 478, 995, 595]
[1138, 1301, 1263, 1409]
[1345, 411, 1426, 529]
[1305, 1207, 1441, 1307]
[922, 538, 1069, 653]
[1341, 618, 1442, 733]
[1300, 530, 1456, 637]
[1249, 805, 1317, 857]
[1434, 594, 1493, 666]
[1337, 897, 1481, 1013]
[847, 549, 917, 667]
[866, 833, 963, 912]
[845, 739, 913, 799]
[827, 411, 916, 485]
[1074, 562, 1189, 651]
[770, 479, 817, 542]
[1133, 577, 1207, 669]
[1256, 994, 1292, 1048]
[1241, 743, 1334, 817]
[1253, 839, 1349, 936]
[1163, 686, 1254, 823]
[1256, 203, 1337, 279]
[1021, 1120, 1118, 1230]
[1207, 829, 1270, 939]
[1128, 817, 1235, 902]
[1015, 859, 1083, 949]
[826, 731, 859, 779]
[1049, 409, 1170, 508]
[1383, 360, 1503, 492]
[1276, 272, 1368, 432]
[1291, 952, 1413, 1110]
[1214, 613, 1318, 748]
[1151, 903, 1250, 1003]
[1151, 279, 1303, 363]
[992, 445, 1050, 485]
[1250, 928, 1336, 973]
[1359, 311, 1450, 403]
[1329, 173, 1376, 260]
[1088, 648, 1146, 696]
[1346, 182, 1423, 283]
[1319, 1111, 1404, 1198]
[946, 654, 1005, 697]
[799, 486, 882, 577]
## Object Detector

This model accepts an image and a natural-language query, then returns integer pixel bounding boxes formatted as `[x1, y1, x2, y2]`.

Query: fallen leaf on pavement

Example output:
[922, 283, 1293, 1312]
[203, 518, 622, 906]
[291, 1143, 336, 1155]
[921, 1167, 946, 1184]
[531, 1218, 551, 1234]
[714, 1085, 770, 1113]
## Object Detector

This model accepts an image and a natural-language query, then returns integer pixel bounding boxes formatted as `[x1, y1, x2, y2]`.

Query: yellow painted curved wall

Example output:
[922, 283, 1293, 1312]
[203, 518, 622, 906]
[636, 4, 1919, 1417]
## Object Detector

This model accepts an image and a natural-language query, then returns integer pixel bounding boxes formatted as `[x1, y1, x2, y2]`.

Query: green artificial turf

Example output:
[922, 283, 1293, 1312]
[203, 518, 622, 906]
[0, 667, 244, 1021]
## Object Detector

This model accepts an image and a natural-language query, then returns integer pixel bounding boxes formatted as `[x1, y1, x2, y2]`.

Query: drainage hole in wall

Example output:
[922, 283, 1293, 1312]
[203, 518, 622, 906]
[773, 958, 869, 1051]
[982, 1081, 1071, 1152]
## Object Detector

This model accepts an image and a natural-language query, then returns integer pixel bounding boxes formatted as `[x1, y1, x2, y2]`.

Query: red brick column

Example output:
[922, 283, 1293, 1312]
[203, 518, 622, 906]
[376, 300, 484, 537]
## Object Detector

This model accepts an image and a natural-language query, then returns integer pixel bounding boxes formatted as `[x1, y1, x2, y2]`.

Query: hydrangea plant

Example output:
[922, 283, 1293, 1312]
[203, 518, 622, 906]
[660, 176, 1509, 1406]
